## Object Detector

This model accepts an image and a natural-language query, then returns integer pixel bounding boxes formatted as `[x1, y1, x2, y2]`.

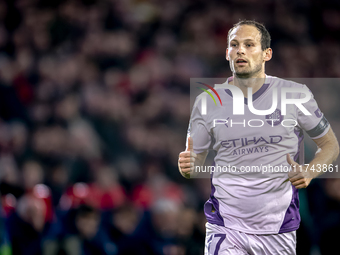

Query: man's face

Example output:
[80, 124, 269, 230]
[76, 213, 100, 240]
[227, 25, 269, 78]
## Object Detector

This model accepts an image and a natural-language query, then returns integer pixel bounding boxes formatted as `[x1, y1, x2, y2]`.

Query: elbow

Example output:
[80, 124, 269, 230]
[333, 139, 340, 161]
[335, 143, 340, 160]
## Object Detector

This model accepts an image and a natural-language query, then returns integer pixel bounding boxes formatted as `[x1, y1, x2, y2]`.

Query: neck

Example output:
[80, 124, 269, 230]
[231, 72, 266, 98]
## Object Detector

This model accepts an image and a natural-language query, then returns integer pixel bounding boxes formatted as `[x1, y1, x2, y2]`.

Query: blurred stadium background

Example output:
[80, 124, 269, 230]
[0, 0, 339, 254]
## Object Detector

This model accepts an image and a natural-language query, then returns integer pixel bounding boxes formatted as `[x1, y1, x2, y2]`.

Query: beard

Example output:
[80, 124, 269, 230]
[230, 59, 263, 79]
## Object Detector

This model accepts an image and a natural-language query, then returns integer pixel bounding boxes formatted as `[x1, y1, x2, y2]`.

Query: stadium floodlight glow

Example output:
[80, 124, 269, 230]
[197, 83, 312, 116]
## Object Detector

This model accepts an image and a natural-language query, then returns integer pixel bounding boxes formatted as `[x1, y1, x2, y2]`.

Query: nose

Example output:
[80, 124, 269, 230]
[237, 45, 245, 55]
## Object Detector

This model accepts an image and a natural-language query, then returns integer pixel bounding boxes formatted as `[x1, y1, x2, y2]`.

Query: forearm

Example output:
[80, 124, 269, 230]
[307, 127, 340, 178]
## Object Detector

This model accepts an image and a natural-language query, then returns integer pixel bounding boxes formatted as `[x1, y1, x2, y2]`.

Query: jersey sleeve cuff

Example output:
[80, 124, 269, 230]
[307, 116, 330, 139]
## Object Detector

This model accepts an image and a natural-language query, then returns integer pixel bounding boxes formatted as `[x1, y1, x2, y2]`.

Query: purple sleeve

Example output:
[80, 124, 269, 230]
[186, 98, 212, 154]
[297, 85, 330, 139]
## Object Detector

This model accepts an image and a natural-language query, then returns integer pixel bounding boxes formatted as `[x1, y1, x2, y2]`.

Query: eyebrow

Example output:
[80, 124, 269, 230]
[229, 39, 257, 44]
[230, 39, 256, 42]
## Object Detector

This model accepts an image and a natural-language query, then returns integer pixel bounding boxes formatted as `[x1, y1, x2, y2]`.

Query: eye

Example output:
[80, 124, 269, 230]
[231, 44, 237, 47]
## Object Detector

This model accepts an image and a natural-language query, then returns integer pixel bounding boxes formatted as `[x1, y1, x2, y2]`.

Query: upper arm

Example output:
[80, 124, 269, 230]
[297, 85, 330, 139]
[187, 97, 213, 154]
[296, 85, 339, 160]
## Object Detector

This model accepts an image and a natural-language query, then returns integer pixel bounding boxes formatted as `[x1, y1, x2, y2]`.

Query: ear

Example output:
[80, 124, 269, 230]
[263, 48, 272, 62]
[226, 48, 230, 61]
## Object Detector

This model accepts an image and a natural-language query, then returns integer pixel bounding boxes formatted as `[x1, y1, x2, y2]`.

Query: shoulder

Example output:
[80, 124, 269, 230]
[267, 75, 305, 89]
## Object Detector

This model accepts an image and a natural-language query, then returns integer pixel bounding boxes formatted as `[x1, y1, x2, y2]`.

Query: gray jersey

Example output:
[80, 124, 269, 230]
[188, 75, 329, 234]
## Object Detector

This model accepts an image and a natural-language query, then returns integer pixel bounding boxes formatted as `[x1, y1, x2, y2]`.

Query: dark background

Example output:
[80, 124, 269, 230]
[0, 0, 339, 254]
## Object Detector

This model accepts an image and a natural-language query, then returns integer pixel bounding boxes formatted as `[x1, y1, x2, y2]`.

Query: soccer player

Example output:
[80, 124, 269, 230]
[178, 20, 339, 255]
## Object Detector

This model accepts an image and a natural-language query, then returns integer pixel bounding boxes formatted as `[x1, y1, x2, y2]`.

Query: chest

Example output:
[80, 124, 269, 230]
[207, 99, 298, 147]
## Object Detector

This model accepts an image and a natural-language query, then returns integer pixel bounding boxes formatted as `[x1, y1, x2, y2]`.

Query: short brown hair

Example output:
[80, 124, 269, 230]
[227, 20, 271, 51]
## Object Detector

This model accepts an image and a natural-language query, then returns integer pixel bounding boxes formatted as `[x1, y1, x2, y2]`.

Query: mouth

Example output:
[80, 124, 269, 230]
[236, 59, 248, 65]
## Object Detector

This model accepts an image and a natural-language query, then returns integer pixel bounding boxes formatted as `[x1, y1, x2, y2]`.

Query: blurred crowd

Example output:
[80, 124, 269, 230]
[0, 0, 339, 254]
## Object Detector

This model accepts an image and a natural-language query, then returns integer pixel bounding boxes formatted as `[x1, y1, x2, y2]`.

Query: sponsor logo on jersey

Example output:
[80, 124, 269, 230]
[314, 108, 322, 118]
[221, 135, 282, 149]
[221, 135, 282, 155]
